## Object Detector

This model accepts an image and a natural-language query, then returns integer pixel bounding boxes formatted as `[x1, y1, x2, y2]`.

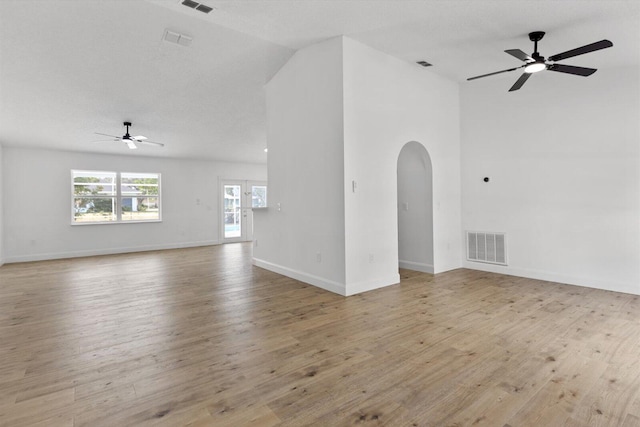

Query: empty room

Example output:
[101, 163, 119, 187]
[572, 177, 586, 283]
[0, 1, 638, 426]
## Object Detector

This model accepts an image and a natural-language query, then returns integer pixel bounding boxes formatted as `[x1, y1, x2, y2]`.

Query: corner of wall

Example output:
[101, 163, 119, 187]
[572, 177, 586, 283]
[459, 64, 640, 295]
[253, 257, 347, 296]
[256, 34, 348, 291]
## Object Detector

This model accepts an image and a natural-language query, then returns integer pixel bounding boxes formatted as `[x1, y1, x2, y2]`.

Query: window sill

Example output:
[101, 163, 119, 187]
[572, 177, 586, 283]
[71, 220, 163, 226]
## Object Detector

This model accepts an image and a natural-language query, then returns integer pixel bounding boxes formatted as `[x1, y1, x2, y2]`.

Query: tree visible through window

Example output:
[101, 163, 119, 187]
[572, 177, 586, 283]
[72, 170, 161, 223]
[251, 185, 267, 208]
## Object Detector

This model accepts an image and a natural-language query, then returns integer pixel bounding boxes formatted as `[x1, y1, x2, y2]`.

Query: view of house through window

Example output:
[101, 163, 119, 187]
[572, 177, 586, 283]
[251, 185, 267, 208]
[72, 170, 161, 223]
[121, 172, 160, 221]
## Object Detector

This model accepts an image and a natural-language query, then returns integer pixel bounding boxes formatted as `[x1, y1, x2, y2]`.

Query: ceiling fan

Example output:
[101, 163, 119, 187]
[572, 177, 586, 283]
[94, 122, 164, 150]
[467, 31, 613, 92]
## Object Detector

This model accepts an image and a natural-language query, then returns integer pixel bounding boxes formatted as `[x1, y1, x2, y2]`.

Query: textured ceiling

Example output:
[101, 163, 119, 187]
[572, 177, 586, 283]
[0, 0, 637, 164]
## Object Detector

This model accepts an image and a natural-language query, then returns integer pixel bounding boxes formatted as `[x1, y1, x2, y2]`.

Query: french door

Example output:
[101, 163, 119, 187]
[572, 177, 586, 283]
[221, 180, 267, 243]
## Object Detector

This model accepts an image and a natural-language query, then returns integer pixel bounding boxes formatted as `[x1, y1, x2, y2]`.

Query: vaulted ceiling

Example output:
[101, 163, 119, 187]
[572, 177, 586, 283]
[0, 1, 637, 164]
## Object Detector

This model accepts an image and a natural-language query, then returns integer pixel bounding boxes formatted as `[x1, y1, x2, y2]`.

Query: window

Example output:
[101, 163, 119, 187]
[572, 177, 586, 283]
[72, 170, 161, 224]
[251, 184, 267, 208]
[120, 172, 160, 221]
[72, 170, 117, 223]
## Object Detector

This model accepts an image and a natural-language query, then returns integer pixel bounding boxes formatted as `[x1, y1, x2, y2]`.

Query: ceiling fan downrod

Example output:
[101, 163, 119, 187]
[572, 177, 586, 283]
[529, 31, 545, 57]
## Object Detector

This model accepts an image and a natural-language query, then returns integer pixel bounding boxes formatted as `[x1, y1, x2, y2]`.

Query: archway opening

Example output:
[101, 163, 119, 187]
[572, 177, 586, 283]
[397, 141, 434, 273]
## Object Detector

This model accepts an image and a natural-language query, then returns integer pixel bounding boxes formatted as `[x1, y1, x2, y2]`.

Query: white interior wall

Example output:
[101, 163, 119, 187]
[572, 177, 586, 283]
[0, 144, 4, 266]
[342, 37, 461, 294]
[253, 37, 347, 295]
[398, 141, 434, 273]
[2, 146, 266, 262]
[461, 65, 640, 295]
[255, 36, 461, 296]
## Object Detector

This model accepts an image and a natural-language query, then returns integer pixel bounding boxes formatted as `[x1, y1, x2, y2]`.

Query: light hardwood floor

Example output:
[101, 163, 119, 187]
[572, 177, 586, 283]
[0, 243, 638, 427]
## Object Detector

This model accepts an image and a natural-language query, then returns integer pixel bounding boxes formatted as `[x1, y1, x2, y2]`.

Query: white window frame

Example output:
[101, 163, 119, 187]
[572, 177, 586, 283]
[71, 170, 162, 225]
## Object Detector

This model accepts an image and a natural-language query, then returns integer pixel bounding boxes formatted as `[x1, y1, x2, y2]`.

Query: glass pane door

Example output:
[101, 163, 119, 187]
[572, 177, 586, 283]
[223, 184, 242, 239]
[221, 180, 267, 243]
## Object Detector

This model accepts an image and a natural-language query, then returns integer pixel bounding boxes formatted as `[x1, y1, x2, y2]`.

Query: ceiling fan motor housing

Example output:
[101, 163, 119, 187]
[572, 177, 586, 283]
[529, 31, 545, 42]
[531, 52, 544, 61]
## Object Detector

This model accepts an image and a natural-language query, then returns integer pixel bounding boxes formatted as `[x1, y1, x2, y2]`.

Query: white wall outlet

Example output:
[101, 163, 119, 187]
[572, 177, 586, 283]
[352, 180, 357, 193]
[403, 202, 409, 211]
[277, 202, 282, 212]
[316, 252, 322, 263]
[254, 239, 258, 247]
[369, 253, 374, 263]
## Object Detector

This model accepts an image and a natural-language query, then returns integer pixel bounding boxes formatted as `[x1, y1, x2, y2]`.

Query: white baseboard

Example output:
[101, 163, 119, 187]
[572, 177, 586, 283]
[399, 260, 434, 274]
[344, 273, 401, 296]
[4, 240, 220, 264]
[252, 258, 346, 296]
[462, 261, 640, 296]
[252, 258, 401, 297]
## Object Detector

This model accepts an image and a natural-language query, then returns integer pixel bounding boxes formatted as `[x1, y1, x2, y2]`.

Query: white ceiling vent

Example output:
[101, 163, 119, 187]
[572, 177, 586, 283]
[467, 231, 507, 266]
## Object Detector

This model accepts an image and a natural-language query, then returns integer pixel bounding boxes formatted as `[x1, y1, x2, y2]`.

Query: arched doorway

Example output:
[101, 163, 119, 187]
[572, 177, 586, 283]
[397, 141, 434, 273]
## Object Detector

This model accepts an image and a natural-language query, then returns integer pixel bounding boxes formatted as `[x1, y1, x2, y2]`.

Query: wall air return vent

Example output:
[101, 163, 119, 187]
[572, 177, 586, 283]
[467, 231, 507, 265]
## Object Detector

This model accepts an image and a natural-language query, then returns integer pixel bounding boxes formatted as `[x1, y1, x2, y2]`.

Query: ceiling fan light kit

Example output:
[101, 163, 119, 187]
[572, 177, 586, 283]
[467, 31, 613, 92]
[524, 62, 546, 73]
[94, 122, 165, 150]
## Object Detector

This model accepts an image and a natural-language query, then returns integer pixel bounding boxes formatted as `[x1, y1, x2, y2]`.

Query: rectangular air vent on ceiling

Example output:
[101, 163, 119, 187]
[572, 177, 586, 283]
[182, 0, 198, 9]
[163, 29, 193, 47]
[467, 231, 507, 265]
[196, 4, 214, 13]
[181, 0, 214, 14]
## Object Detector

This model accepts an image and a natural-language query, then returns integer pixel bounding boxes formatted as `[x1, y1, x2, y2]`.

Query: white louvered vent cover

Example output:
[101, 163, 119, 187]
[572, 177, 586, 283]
[467, 231, 507, 265]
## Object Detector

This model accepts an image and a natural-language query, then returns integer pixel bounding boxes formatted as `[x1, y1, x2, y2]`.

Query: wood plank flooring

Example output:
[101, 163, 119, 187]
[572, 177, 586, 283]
[0, 243, 638, 426]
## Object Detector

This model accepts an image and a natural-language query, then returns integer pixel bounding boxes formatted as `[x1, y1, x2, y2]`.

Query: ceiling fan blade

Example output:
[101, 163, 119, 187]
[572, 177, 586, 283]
[467, 65, 523, 81]
[136, 140, 165, 147]
[125, 140, 138, 150]
[92, 139, 119, 143]
[132, 135, 147, 141]
[505, 49, 533, 62]
[508, 73, 531, 92]
[548, 63, 597, 76]
[548, 40, 613, 62]
[94, 132, 119, 138]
